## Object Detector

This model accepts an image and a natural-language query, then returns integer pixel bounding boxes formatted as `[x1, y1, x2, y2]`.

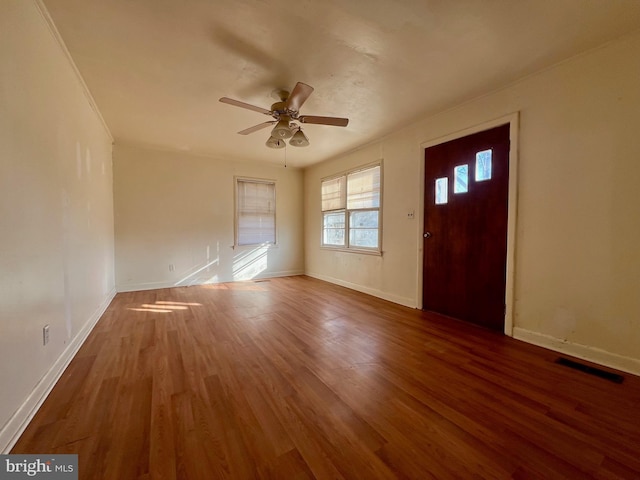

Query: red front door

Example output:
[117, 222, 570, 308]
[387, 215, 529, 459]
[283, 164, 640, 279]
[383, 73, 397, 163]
[422, 124, 510, 331]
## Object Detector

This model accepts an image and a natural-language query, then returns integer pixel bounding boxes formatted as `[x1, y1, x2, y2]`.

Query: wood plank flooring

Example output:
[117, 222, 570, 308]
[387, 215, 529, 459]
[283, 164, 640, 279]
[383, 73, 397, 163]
[12, 276, 640, 479]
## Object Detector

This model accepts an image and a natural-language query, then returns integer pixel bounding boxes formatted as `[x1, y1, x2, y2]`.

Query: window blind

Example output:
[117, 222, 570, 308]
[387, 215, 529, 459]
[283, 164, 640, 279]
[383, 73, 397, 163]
[321, 176, 344, 211]
[237, 179, 275, 245]
[347, 166, 380, 209]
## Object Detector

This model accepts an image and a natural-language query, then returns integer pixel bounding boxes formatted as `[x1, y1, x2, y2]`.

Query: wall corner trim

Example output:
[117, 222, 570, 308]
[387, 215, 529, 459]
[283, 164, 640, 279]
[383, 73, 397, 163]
[0, 288, 116, 454]
[33, 0, 114, 143]
[513, 327, 640, 377]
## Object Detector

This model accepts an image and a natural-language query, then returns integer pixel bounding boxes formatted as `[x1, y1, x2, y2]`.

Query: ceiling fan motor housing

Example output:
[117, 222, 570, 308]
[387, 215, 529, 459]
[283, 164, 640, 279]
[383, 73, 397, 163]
[270, 101, 287, 116]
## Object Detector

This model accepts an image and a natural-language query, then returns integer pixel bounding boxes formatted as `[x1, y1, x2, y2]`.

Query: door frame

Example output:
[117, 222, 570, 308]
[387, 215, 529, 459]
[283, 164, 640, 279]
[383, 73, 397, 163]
[417, 112, 519, 336]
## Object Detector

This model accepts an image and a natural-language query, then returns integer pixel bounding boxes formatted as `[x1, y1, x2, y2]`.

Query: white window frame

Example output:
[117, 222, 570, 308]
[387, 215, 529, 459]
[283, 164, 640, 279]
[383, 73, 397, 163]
[235, 177, 276, 247]
[321, 161, 382, 254]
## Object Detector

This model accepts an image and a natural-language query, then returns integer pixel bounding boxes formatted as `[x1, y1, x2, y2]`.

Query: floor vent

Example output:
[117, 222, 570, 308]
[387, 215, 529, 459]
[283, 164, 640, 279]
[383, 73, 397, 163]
[555, 357, 624, 384]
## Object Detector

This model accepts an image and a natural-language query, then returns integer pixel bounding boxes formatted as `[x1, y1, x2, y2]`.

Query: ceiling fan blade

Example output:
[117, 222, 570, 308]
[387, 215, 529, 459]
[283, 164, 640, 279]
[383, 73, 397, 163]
[285, 82, 314, 112]
[299, 115, 349, 127]
[237, 121, 276, 135]
[219, 97, 271, 115]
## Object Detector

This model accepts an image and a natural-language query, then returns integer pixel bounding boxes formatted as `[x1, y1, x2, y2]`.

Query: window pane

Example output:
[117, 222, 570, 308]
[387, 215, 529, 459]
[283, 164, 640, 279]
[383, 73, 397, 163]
[238, 181, 274, 212]
[475, 149, 492, 181]
[321, 177, 345, 211]
[237, 179, 275, 245]
[347, 166, 380, 209]
[349, 229, 379, 248]
[435, 177, 448, 205]
[350, 210, 379, 228]
[349, 210, 379, 248]
[323, 212, 345, 246]
[324, 211, 346, 229]
[238, 214, 275, 245]
[454, 165, 468, 193]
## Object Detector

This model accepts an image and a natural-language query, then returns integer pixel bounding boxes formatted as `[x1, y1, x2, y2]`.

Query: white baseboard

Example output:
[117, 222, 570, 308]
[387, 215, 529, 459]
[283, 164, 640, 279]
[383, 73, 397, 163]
[0, 288, 116, 454]
[513, 327, 640, 377]
[116, 270, 305, 293]
[116, 280, 175, 293]
[306, 272, 417, 308]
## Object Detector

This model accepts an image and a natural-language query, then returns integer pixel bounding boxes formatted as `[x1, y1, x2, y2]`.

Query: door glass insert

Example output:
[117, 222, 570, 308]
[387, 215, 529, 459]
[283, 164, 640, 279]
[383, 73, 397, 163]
[435, 177, 448, 204]
[475, 149, 492, 181]
[454, 165, 469, 193]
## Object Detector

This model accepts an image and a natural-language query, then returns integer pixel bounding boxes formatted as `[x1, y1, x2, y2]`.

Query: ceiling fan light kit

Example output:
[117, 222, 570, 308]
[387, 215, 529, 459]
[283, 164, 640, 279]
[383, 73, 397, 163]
[272, 118, 293, 139]
[289, 128, 309, 147]
[220, 82, 349, 149]
[265, 136, 286, 149]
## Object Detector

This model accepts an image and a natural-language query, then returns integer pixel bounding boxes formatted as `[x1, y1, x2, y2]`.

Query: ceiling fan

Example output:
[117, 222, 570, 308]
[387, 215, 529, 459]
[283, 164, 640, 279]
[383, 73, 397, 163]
[219, 82, 349, 148]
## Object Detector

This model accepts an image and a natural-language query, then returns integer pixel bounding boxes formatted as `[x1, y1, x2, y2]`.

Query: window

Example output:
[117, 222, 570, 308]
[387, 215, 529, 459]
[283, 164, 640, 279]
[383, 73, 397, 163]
[435, 177, 448, 204]
[235, 178, 276, 246]
[453, 165, 469, 193]
[321, 164, 381, 252]
[475, 149, 492, 181]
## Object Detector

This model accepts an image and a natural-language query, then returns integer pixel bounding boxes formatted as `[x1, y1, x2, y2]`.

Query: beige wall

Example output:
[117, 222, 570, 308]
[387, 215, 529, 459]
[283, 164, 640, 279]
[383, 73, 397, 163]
[113, 143, 304, 291]
[0, 1, 115, 450]
[2, 4, 638, 454]
[305, 32, 640, 374]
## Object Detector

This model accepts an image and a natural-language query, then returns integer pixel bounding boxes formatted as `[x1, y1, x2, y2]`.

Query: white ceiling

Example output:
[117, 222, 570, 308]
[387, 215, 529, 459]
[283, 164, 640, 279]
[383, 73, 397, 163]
[42, 0, 640, 168]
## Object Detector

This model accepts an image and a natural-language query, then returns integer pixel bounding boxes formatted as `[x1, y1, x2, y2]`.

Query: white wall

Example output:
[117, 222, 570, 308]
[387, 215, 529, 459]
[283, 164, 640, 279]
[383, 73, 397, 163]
[304, 32, 640, 374]
[114, 143, 304, 291]
[0, 1, 115, 451]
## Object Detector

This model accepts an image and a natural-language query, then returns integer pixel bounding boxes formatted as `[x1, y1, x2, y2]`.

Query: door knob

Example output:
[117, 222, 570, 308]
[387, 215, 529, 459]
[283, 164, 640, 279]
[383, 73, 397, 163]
[424, 232, 432, 238]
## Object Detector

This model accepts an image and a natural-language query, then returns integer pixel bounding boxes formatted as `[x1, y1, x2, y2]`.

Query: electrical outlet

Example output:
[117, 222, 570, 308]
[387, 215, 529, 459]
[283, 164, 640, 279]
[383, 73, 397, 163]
[43, 325, 50, 346]
[407, 210, 415, 219]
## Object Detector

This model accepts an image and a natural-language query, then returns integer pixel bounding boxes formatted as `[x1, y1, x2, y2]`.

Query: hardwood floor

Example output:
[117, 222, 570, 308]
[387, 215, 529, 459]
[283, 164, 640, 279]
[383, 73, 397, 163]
[12, 276, 640, 479]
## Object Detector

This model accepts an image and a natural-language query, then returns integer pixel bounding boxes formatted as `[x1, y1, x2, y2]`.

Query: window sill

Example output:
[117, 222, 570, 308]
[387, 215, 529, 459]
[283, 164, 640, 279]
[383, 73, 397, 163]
[320, 246, 382, 256]
[233, 242, 278, 250]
